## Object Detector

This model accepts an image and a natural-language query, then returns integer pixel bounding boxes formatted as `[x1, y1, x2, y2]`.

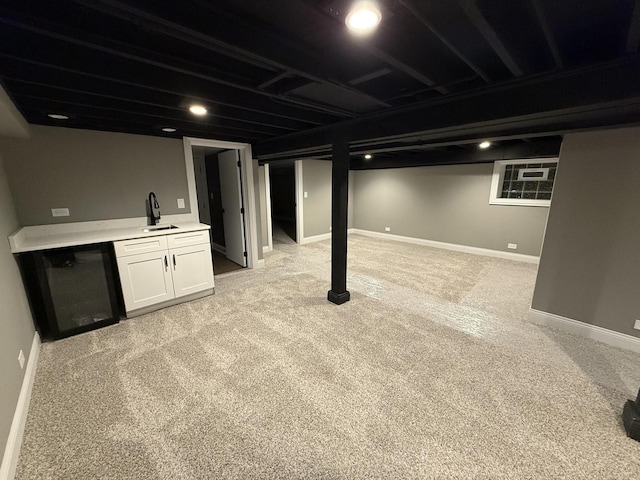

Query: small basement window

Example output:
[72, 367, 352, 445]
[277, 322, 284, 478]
[489, 158, 559, 206]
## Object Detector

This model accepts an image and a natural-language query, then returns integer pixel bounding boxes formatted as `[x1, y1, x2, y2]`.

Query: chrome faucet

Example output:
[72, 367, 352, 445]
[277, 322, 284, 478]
[148, 192, 161, 225]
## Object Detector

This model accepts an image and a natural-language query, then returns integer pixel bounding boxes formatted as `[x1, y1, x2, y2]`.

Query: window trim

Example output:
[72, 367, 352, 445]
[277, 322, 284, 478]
[489, 158, 559, 207]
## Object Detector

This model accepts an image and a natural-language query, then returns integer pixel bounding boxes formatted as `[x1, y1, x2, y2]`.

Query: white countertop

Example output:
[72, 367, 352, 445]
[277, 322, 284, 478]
[8, 220, 211, 253]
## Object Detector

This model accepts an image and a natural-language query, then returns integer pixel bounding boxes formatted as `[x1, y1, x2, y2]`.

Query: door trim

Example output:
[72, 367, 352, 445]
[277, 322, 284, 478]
[295, 160, 303, 245]
[182, 137, 259, 269]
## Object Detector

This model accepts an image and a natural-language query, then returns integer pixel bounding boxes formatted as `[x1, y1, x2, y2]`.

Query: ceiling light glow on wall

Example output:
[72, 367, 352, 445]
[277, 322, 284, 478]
[48, 113, 69, 120]
[364, 154, 373, 159]
[162, 127, 177, 133]
[346, 1, 382, 35]
[479, 141, 491, 149]
[189, 105, 208, 116]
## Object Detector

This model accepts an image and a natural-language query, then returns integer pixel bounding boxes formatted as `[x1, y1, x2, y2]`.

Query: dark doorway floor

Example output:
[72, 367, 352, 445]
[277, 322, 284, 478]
[273, 219, 296, 243]
[213, 250, 244, 275]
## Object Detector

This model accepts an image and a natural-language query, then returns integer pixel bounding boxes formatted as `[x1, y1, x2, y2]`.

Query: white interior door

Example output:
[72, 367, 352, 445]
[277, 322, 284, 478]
[218, 149, 247, 267]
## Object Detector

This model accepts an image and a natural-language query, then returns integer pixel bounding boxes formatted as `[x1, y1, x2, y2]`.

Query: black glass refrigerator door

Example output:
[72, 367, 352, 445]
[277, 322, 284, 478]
[20, 243, 120, 340]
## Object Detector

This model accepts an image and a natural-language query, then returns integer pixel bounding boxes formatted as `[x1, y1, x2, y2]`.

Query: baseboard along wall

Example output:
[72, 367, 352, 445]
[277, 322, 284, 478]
[0, 332, 40, 480]
[528, 309, 640, 354]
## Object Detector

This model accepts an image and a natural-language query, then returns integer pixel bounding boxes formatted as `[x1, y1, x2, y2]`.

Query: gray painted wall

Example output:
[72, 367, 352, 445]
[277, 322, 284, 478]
[532, 128, 640, 337]
[352, 163, 548, 256]
[302, 160, 332, 238]
[301, 159, 354, 238]
[0, 154, 36, 459]
[0, 125, 190, 225]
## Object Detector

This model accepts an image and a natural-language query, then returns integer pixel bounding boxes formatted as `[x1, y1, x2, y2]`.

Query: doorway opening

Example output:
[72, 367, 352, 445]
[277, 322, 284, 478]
[184, 137, 259, 275]
[269, 161, 297, 244]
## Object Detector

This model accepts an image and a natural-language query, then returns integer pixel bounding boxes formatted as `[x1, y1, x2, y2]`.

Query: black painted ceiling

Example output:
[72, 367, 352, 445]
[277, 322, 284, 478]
[1, 0, 639, 160]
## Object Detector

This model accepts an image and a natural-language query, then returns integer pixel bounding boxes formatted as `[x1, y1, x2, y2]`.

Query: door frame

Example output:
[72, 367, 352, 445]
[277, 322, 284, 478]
[295, 160, 304, 245]
[263, 163, 273, 253]
[182, 137, 260, 269]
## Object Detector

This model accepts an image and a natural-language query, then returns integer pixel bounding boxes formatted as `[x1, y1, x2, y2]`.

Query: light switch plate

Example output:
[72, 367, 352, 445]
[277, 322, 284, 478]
[51, 208, 70, 217]
[177, 198, 185, 209]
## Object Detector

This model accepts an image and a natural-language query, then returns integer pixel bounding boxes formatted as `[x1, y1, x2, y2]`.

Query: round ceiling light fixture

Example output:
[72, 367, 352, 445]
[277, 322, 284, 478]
[161, 127, 177, 133]
[48, 113, 69, 120]
[189, 104, 208, 116]
[478, 141, 491, 149]
[346, 1, 382, 35]
[364, 154, 373, 160]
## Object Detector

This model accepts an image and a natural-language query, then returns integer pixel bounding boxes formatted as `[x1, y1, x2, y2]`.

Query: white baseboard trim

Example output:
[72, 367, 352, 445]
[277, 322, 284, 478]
[212, 243, 226, 254]
[350, 229, 539, 263]
[1, 332, 40, 480]
[262, 245, 272, 254]
[256, 258, 266, 268]
[300, 233, 332, 245]
[528, 309, 640, 353]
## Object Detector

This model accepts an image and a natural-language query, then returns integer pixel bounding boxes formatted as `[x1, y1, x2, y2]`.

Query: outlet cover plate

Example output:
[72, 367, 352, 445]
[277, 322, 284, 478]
[507, 243, 518, 250]
[18, 350, 25, 369]
[177, 198, 185, 209]
[634, 320, 640, 331]
[51, 208, 70, 217]
[385, 227, 391, 232]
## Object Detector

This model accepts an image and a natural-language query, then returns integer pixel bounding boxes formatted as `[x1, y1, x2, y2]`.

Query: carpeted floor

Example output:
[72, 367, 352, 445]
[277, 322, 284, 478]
[16, 234, 640, 479]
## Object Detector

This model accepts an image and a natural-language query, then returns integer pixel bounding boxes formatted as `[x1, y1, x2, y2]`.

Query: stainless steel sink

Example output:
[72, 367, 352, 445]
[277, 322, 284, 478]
[141, 225, 179, 233]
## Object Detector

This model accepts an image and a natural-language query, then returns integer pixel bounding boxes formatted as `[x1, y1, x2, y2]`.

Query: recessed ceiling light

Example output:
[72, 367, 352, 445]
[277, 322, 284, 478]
[48, 113, 69, 120]
[364, 154, 373, 160]
[189, 105, 208, 116]
[161, 127, 177, 133]
[479, 141, 491, 149]
[346, 1, 382, 35]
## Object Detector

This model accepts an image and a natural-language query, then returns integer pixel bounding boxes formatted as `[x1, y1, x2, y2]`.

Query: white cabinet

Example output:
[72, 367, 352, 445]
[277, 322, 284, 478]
[114, 230, 214, 314]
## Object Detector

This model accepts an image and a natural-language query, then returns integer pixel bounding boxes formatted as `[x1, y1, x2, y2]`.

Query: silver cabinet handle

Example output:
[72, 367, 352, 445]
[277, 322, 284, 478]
[173, 254, 176, 269]
[164, 255, 168, 271]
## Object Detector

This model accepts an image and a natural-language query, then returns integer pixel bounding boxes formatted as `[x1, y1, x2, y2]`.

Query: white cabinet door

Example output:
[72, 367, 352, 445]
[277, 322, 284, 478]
[117, 250, 175, 312]
[170, 244, 215, 298]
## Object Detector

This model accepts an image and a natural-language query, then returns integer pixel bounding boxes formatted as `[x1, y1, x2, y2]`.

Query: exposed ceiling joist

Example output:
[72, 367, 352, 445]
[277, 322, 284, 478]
[461, 0, 524, 77]
[531, 0, 564, 70]
[0, 16, 356, 119]
[627, 0, 640, 53]
[254, 58, 640, 159]
[398, 0, 492, 83]
[71, 0, 391, 109]
[348, 69, 392, 86]
[349, 138, 561, 170]
[0, 53, 328, 128]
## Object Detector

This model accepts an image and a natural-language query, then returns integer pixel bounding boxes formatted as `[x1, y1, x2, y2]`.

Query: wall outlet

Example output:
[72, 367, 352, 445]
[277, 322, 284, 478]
[18, 350, 25, 370]
[51, 208, 70, 217]
[507, 243, 518, 250]
[634, 320, 640, 331]
[385, 227, 391, 232]
[304, 191, 308, 198]
[177, 198, 185, 209]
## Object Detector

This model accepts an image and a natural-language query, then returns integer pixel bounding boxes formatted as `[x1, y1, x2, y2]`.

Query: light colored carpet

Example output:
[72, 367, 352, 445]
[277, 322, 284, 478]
[16, 234, 640, 479]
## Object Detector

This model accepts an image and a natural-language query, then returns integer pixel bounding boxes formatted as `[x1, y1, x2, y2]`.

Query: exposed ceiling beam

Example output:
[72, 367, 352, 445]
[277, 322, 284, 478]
[348, 69, 392, 86]
[0, 16, 356, 119]
[460, 0, 524, 77]
[5, 78, 297, 133]
[363, 44, 449, 94]
[70, 0, 391, 109]
[349, 138, 562, 170]
[531, 0, 564, 69]
[0, 53, 326, 128]
[11, 91, 287, 137]
[258, 71, 292, 90]
[627, 0, 640, 53]
[254, 57, 640, 159]
[397, 0, 492, 83]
